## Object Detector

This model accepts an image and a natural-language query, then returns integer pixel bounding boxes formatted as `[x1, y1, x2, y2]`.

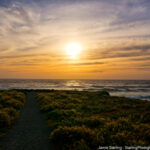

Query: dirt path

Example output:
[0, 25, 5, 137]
[0, 92, 52, 150]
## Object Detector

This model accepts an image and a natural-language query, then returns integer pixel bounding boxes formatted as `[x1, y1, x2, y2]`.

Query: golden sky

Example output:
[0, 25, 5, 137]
[0, 0, 150, 79]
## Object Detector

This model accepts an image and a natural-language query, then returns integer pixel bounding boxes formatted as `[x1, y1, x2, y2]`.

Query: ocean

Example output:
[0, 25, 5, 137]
[0, 79, 150, 100]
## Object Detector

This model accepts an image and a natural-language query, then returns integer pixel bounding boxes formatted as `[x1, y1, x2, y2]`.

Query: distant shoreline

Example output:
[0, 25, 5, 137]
[0, 79, 150, 101]
[1, 89, 150, 102]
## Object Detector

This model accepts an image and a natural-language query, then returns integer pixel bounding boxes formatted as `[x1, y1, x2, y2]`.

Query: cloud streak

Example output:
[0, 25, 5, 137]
[0, 0, 150, 79]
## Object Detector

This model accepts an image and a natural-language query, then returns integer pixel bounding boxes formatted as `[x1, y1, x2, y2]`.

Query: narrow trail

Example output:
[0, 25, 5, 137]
[0, 92, 51, 150]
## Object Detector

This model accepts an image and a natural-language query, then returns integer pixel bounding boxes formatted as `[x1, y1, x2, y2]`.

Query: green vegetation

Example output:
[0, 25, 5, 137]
[37, 90, 150, 150]
[0, 90, 25, 138]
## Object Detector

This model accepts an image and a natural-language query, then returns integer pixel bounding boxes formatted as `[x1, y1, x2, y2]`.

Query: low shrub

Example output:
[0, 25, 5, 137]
[0, 91, 25, 137]
[82, 117, 105, 128]
[72, 139, 91, 150]
[6, 99, 24, 110]
[141, 112, 150, 123]
[2, 107, 18, 120]
[50, 126, 98, 150]
[0, 111, 11, 128]
[46, 109, 76, 121]
[98, 91, 110, 97]
[37, 91, 150, 148]
[111, 132, 132, 146]
[139, 124, 150, 145]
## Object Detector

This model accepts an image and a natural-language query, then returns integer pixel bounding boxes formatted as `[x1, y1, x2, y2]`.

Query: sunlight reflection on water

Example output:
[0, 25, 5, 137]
[0, 79, 150, 100]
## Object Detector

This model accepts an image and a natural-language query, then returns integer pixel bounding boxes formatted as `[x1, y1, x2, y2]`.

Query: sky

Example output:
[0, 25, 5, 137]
[0, 0, 150, 79]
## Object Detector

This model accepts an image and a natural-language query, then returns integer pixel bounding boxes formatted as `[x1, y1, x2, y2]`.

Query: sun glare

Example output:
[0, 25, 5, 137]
[65, 42, 82, 59]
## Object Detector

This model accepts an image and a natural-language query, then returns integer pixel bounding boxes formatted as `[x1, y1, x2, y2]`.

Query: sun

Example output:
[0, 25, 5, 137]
[65, 42, 83, 59]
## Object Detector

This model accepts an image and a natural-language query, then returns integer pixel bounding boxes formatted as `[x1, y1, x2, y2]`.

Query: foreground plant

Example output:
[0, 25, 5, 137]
[0, 90, 25, 138]
[37, 91, 150, 149]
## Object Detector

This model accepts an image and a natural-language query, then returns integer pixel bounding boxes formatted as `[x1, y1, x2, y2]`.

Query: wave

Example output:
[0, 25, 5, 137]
[125, 96, 150, 101]
[0, 79, 150, 100]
